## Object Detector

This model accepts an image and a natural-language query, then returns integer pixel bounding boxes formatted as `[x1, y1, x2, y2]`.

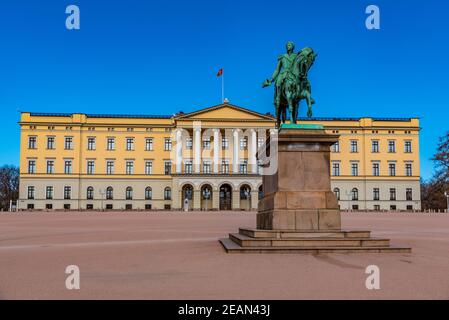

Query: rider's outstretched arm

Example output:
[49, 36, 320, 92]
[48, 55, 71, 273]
[270, 58, 282, 82]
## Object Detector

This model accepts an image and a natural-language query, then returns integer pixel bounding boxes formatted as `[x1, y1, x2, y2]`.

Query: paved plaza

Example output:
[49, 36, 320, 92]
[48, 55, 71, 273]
[0, 211, 448, 299]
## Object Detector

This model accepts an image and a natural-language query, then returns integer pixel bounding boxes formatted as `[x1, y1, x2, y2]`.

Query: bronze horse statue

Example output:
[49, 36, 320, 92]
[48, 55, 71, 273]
[263, 45, 317, 127]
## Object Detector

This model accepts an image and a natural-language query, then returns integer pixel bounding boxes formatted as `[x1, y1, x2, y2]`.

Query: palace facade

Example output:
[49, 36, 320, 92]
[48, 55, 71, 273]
[18, 102, 421, 211]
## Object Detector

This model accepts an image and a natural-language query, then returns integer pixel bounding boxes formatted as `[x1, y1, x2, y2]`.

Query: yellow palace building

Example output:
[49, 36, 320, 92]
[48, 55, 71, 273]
[18, 102, 421, 211]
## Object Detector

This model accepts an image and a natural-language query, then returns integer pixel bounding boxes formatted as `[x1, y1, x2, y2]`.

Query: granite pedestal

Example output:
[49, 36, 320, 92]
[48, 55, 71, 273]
[220, 127, 411, 253]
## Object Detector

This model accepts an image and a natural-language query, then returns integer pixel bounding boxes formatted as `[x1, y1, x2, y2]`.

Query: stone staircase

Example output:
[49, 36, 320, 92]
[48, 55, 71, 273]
[219, 228, 411, 253]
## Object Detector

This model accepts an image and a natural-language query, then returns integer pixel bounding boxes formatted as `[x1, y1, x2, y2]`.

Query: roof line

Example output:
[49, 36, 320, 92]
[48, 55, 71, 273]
[23, 112, 418, 122]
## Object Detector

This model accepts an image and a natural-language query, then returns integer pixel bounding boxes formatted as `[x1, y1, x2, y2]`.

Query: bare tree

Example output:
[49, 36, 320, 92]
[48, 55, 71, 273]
[0, 165, 19, 210]
[421, 132, 449, 210]
[432, 131, 449, 183]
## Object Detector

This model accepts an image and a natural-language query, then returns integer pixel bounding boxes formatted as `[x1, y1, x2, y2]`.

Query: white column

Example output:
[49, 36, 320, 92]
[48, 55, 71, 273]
[213, 129, 219, 174]
[233, 129, 239, 173]
[175, 129, 182, 173]
[250, 129, 257, 174]
[194, 128, 201, 173]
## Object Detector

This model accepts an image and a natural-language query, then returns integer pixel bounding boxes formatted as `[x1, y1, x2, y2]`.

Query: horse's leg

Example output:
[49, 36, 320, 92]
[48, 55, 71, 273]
[275, 102, 281, 128]
[304, 91, 313, 118]
[294, 99, 299, 123]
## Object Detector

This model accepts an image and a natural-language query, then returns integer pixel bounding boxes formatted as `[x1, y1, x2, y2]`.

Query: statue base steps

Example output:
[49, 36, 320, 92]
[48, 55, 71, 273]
[219, 228, 411, 254]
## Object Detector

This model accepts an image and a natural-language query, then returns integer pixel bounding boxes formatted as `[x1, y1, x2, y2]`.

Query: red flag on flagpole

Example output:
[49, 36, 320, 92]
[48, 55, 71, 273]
[216, 68, 223, 77]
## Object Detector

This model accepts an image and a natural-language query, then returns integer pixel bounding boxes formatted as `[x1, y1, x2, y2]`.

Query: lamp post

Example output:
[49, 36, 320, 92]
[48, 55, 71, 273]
[346, 190, 351, 212]
[244, 188, 250, 211]
[99, 189, 105, 212]
[445, 191, 449, 213]
[203, 188, 211, 211]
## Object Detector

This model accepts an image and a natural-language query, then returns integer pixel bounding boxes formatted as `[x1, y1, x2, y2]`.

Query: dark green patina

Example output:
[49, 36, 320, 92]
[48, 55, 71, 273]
[263, 41, 317, 128]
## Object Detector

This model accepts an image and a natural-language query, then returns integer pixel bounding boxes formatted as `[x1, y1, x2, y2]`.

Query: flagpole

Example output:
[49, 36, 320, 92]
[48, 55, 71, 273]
[221, 70, 224, 103]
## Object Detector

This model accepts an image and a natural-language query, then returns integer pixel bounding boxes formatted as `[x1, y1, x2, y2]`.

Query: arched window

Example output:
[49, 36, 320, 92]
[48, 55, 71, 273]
[164, 187, 172, 200]
[240, 185, 251, 200]
[333, 188, 340, 201]
[351, 188, 359, 201]
[258, 185, 263, 200]
[126, 187, 133, 200]
[106, 186, 113, 200]
[145, 187, 152, 200]
[87, 186, 94, 200]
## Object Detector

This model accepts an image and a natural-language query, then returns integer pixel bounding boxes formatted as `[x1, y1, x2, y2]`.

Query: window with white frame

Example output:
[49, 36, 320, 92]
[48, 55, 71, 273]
[28, 160, 36, 174]
[371, 140, 379, 153]
[46, 160, 54, 174]
[87, 137, 96, 150]
[222, 137, 229, 150]
[47, 136, 55, 149]
[164, 187, 172, 200]
[239, 159, 248, 174]
[46, 186, 53, 200]
[86, 186, 94, 200]
[184, 160, 193, 174]
[145, 138, 153, 151]
[372, 162, 380, 176]
[28, 136, 37, 149]
[351, 162, 359, 176]
[164, 138, 172, 151]
[203, 160, 211, 174]
[126, 138, 134, 151]
[258, 137, 265, 149]
[240, 137, 248, 150]
[373, 188, 380, 201]
[145, 187, 152, 200]
[145, 161, 153, 175]
[164, 161, 171, 175]
[350, 140, 358, 153]
[406, 188, 413, 201]
[64, 160, 72, 174]
[404, 140, 412, 153]
[107, 137, 115, 150]
[332, 162, 340, 176]
[390, 188, 396, 201]
[405, 163, 413, 176]
[203, 137, 211, 150]
[27, 186, 35, 199]
[64, 137, 73, 150]
[388, 162, 396, 176]
[106, 161, 114, 175]
[221, 160, 229, 174]
[64, 186, 72, 200]
[125, 161, 134, 175]
[388, 140, 396, 153]
[87, 160, 95, 175]
[186, 137, 193, 150]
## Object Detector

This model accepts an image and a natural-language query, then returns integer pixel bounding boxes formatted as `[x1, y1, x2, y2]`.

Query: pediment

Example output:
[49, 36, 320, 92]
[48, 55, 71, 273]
[176, 103, 274, 121]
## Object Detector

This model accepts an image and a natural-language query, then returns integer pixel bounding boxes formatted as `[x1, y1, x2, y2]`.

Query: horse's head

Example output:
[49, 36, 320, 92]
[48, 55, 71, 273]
[298, 47, 317, 75]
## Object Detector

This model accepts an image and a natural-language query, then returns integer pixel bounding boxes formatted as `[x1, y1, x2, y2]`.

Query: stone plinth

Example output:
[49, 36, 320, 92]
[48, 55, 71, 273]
[257, 128, 340, 230]
[219, 127, 411, 254]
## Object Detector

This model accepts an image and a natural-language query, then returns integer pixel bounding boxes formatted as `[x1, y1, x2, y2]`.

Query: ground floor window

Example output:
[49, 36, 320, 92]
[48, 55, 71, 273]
[374, 205, 380, 211]
[27, 203, 34, 210]
[352, 205, 359, 210]
[86, 204, 94, 210]
[125, 204, 132, 210]
[46, 204, 53, 210]
[106, 204, 113, 210]
[145, 204, 152, 210]
[390, 205, 397, 211]
[164, 204, 171, 210]
[64, 204, 71, 210]
[406, 205, 413, 211]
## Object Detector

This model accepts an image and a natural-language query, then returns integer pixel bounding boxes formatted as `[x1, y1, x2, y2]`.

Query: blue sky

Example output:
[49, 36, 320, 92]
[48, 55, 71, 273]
[0, 0, 447, 180]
